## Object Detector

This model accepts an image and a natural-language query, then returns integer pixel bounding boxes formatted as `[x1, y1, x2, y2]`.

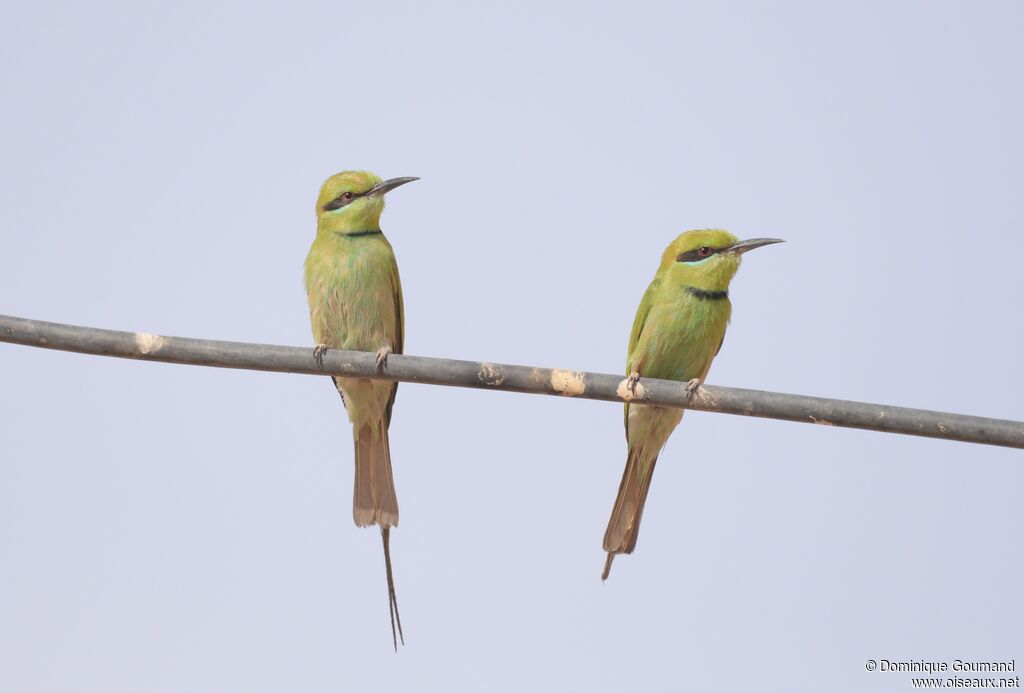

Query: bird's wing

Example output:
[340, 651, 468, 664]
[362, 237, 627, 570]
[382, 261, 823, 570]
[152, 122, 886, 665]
[330, 377, 347, 409]
[624, 277, 660, 438]
[385, 254, 404, 427]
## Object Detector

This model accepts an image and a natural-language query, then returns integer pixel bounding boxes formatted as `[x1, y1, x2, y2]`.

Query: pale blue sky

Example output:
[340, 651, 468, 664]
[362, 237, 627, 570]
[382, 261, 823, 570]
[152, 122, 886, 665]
[1, 2, 1021, 691]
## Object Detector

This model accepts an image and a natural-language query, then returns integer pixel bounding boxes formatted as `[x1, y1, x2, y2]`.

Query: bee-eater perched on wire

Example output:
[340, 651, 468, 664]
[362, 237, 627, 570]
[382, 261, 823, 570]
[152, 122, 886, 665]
[304, 170, 418, 648]
[602, 230, 783, 580]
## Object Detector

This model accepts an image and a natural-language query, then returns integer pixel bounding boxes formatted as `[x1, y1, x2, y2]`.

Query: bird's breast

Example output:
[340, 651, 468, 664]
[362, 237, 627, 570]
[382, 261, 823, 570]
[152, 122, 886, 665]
[633, 294, 731, 382]
[305, 239, 399, 351]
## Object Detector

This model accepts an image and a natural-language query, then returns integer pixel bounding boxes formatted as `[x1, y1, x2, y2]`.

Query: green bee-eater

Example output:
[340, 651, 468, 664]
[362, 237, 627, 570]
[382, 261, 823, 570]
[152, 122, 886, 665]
[602, 230, 783, 580]
[304, 170, 418, 648]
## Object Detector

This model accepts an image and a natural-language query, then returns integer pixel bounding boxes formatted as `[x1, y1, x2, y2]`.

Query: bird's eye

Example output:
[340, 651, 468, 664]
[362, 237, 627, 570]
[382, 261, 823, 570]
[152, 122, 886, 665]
[342, 191, 354, 200]
[676, 245, 719, 263]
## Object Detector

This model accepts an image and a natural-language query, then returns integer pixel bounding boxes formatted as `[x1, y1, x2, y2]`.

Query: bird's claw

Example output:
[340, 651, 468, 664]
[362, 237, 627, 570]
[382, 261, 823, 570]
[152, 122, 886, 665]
[686, 378, 702, 396]
[376, 346, 392, 373]
[313, 344, 329, 368]
[625, 371, 640, 395]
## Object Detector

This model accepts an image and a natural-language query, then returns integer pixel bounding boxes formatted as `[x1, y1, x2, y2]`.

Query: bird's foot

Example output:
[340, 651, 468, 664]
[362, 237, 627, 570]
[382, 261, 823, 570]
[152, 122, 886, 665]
[686, 378, 702, 396]
[313, 344, 329, 368]
[376, 346, 393, 373]
[625, 371, 641, 395]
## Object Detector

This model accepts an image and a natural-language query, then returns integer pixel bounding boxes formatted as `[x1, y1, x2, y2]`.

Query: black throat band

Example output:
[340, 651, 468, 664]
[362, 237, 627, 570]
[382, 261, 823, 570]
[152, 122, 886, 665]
[336, 229, 383, 238]
[685, 286, 729, 301]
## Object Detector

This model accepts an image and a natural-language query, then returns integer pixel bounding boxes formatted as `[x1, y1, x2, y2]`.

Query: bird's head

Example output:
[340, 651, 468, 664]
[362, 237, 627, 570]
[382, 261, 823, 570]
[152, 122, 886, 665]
[661, 229, 783, 292]
[315, 170, 419, 235]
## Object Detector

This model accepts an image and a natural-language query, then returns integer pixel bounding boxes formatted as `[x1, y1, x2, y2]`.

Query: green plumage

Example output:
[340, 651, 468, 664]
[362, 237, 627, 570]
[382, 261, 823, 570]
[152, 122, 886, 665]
[305, 171, 404, 525]
[304, 170, 416, 648]
[602, 229, 782, 579]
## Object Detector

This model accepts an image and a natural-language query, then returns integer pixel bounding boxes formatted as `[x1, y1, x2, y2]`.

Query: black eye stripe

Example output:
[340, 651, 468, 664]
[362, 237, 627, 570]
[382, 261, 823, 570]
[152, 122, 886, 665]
[676, 246, 721, 263]
[323, 190, 362, 211]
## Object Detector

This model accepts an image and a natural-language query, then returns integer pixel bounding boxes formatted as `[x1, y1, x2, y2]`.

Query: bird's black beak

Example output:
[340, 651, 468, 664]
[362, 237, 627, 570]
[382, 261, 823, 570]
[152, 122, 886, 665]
[366, 176, 420, 197]
[726, 238, 785, 255]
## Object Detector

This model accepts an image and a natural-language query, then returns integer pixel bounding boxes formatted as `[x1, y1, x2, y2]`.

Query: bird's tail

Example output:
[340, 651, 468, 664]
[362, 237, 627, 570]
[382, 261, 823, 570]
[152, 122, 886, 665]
[602, 445, 659, 580]
[353, 419, 399, 528]
[353, 420, 403, 649]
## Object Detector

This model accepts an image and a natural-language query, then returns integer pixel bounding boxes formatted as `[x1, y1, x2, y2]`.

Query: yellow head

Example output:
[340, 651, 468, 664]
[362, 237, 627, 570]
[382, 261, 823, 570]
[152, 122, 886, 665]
[660, 229, 783, 292]
[315, 170, 418, 235]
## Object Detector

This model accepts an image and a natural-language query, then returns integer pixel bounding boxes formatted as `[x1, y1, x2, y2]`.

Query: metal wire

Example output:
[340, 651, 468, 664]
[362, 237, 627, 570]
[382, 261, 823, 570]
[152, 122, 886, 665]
[2, 313, 1022, 449]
